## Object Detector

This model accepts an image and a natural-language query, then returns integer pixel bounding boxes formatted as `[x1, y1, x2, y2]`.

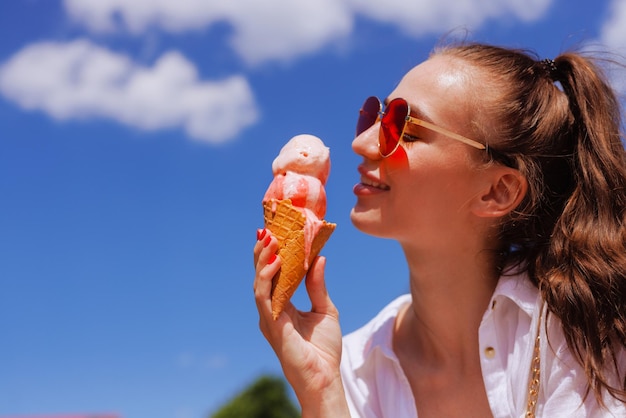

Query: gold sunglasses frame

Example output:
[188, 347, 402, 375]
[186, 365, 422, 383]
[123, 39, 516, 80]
[361, 97, 486, 157]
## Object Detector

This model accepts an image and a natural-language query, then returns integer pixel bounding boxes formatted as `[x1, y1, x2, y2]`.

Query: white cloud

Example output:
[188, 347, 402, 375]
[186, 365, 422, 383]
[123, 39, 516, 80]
[63, 0, 354, 65]
[226, 1, 353, 65]
[63, 0, 553, 65]
[0, 39, 258, 143]
[600, 0, 626, 51]
[599, 0, 626, 95]
[1, 0, 561, 140]
[64, 0, 230, 33]
[347, 0, 551, 37]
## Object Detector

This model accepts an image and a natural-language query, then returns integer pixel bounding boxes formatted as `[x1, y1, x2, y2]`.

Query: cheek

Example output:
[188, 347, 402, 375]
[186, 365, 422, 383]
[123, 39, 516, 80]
[385, 146, 409, 167]
[387, 142, 482, 212]
[397, 161, 478, 214]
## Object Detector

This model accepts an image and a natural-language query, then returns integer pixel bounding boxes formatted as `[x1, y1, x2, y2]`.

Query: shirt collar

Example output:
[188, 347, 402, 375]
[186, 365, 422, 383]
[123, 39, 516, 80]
[350, 272, 539, 372]
[491, 269, 539, 318]
[352, 294, 410, 370]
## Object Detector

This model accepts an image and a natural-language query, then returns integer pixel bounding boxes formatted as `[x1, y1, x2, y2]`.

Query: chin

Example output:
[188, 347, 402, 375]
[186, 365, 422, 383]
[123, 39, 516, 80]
[350, 207, 391, 238]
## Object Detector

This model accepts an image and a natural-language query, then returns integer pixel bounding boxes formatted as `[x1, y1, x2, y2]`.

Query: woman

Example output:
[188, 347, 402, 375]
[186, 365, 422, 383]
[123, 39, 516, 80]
[253, 42, 626, 417]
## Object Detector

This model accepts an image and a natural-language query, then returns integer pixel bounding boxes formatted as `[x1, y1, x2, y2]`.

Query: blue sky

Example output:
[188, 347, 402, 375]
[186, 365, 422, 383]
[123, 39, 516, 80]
[1, 1, 625, 417]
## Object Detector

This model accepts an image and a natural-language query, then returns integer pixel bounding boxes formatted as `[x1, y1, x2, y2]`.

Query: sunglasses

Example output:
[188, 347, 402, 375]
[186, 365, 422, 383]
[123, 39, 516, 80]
[356, 96, 486, 158]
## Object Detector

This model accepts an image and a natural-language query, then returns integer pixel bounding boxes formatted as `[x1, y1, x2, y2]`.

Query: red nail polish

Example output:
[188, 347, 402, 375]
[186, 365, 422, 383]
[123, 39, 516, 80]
[263, 234, 271, 247]
[268, 254, 277, 264]
[257, 228, 267, 241]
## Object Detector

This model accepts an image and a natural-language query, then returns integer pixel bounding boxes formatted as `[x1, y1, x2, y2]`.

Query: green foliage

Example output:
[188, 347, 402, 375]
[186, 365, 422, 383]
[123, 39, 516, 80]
[210, 374, 301, 418]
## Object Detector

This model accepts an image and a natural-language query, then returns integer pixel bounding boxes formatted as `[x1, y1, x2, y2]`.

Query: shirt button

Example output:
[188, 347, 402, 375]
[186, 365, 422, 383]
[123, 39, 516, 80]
[484, 347, 496, 359]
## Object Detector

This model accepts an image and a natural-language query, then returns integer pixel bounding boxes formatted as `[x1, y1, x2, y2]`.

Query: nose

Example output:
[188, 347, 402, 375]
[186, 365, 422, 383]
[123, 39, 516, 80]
[352, 122, 382, 160]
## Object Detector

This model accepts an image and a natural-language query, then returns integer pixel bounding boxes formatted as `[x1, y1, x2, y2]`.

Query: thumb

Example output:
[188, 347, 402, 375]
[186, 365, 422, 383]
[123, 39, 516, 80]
[305, 256, 337, 317]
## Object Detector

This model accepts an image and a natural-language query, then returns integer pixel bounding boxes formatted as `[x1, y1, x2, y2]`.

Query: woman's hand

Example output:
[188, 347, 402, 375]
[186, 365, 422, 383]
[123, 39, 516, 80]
[253, 228, 350, 417]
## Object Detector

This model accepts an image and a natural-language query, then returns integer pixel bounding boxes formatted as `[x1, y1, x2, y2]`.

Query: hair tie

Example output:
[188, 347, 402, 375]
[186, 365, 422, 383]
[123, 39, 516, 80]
[541, 58, 558, 79]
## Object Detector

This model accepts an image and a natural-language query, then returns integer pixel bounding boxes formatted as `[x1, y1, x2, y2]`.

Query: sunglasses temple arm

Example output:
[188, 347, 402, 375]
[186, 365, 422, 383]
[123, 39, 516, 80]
[408, 116, 486, 150]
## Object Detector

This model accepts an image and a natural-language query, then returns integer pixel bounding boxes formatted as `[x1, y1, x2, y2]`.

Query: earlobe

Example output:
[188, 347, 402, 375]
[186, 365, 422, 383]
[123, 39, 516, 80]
[473, 168, 527, 218]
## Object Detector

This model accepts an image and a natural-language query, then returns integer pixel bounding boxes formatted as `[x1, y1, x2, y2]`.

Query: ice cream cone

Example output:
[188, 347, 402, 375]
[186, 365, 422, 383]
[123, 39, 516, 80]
[263, 199, 336, 319]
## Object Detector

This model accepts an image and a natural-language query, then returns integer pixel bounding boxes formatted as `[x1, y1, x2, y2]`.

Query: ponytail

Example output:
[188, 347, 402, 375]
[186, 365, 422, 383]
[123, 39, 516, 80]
[536, 53, 626, 403]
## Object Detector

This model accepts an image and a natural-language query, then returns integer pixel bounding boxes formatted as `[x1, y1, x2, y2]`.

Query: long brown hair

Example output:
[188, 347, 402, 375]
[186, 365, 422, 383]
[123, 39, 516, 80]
[436, 42, 626, 404]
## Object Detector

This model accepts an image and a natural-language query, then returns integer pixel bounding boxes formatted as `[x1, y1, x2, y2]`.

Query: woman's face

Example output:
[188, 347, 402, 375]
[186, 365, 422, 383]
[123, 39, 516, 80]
[350, 55, 491, 248]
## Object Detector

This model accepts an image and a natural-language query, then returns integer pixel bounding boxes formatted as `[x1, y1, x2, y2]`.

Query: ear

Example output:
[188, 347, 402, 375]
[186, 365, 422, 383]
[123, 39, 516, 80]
[472, 167, 527, 218]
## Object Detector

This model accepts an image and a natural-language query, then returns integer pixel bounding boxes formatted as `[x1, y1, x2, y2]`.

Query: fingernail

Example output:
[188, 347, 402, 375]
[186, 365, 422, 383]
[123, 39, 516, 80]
[268, 254, 277, 264]
[263, 234, 272, 247]
[257, 228, 266, 241]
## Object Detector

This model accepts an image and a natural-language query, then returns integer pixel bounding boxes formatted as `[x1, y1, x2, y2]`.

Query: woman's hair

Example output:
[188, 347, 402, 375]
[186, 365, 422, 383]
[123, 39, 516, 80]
[435, 42, 626, 404]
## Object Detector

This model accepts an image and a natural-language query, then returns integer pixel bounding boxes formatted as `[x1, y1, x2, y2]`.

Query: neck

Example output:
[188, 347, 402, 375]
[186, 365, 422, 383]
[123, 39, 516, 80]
[394, 242, 500, 369]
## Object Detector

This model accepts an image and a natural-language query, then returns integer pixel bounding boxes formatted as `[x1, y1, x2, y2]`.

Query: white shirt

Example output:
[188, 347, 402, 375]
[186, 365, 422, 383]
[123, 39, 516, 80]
[340, 272, 626, 417]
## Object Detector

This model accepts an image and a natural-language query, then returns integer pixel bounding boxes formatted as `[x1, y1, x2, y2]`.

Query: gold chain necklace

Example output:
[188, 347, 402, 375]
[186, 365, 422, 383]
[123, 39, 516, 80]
[525, 304, 543, 417]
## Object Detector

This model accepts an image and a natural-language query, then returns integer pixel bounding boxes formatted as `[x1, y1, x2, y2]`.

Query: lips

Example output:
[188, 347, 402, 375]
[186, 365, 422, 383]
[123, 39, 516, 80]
[355, 165, 390, 192]
[360, 176, 390, 190]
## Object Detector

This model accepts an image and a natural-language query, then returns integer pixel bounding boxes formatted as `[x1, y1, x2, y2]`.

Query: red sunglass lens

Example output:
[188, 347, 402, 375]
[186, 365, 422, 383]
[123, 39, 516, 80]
[356, 96, 381, 136]
[380, 99, 407, 156]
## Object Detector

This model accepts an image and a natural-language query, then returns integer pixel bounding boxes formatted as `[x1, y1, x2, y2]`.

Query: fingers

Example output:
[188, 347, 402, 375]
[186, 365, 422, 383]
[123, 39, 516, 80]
[253, 228, 270, 266]
[253, 228, 281, 318]
[305, 256, 338, 318]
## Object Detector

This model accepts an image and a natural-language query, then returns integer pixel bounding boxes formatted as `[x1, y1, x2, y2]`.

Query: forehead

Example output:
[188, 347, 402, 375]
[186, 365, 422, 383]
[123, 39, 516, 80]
[388, 55, 478, 124]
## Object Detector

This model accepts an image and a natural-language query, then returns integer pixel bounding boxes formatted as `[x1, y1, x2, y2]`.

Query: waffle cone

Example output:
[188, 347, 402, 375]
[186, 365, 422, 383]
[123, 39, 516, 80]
[263, 199, 336, 319]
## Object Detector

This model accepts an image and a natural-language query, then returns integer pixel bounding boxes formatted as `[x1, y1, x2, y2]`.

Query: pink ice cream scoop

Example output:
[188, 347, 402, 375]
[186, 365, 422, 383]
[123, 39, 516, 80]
[263, 134, 330, 219]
